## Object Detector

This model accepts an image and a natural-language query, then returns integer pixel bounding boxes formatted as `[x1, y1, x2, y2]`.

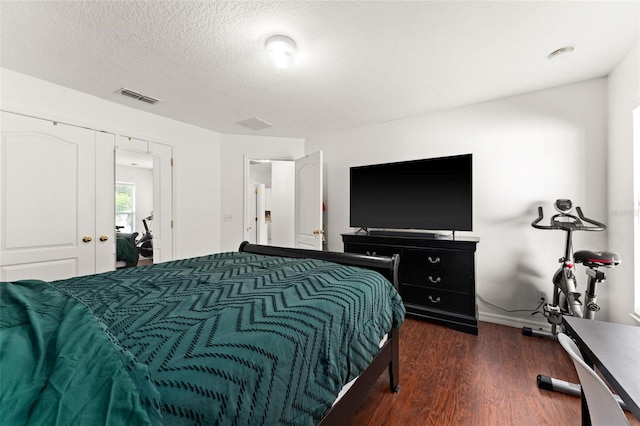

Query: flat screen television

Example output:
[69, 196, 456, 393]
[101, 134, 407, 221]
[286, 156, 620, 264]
[349, 154, 472, 233]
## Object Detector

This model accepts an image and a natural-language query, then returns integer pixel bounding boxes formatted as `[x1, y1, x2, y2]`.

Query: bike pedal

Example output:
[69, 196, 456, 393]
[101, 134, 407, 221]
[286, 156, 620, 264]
[587, 302, 601, 312]
[543, 304, 561, 314]
[543, 304, 563, 324]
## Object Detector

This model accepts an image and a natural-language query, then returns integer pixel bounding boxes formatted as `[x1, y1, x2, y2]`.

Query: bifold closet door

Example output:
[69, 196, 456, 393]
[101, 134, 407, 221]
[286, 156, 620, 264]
[116, 136, 173, 263]
[0, 111, 115, 281]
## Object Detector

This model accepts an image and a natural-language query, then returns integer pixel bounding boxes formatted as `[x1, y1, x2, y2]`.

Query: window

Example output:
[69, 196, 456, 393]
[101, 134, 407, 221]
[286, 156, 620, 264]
[115, 183, 135, 233]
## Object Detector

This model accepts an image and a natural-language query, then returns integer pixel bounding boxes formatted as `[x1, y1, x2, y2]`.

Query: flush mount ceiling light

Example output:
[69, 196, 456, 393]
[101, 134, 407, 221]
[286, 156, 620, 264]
[265, 35, 297, 68]
[547, 46, 575, 62]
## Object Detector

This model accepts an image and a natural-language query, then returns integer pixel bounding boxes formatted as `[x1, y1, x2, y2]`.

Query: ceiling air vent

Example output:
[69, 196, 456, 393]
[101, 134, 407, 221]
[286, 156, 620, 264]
[119, 88, 161, 105]
[236, 117, 273, 131]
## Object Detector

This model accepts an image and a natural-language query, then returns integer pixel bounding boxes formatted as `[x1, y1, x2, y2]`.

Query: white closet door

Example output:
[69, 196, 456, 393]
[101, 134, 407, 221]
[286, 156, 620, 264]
[116, 137, 173, 264]
[94, 132, 116, 273]
[0, 112, 96, 281]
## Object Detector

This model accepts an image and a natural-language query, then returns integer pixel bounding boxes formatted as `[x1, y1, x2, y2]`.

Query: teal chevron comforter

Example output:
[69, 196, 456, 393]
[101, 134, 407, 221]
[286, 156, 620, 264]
[1, 251, 405, 425]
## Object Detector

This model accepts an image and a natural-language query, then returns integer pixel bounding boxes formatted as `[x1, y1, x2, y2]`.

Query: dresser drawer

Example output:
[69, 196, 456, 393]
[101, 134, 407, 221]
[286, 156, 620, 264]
[344, 243, 400, 257]
[402, 248, 472, 273]
[401, 271, 472, 293]
[401, 285, 474, 315]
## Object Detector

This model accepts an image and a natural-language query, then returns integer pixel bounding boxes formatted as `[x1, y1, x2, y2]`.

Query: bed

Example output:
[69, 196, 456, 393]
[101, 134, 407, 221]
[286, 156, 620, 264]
[116, 234, 139, 268]
[0, 242, 405, 425]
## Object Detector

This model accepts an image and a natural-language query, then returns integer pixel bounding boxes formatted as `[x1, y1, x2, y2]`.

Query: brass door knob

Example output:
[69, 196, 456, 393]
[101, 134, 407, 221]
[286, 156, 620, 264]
[99, 235, 109, 242]
[82, 236, 93, 243]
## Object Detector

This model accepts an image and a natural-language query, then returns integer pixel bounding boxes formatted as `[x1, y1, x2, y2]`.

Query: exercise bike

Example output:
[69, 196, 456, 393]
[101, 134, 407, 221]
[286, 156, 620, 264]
[115, 212, 153, 260]
[137, 213, 153, 259]
[522, 199, 623, 402]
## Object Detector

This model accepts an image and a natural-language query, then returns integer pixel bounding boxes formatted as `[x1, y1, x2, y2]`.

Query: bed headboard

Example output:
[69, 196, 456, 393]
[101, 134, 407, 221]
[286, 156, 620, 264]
[238, 241, 400, 290]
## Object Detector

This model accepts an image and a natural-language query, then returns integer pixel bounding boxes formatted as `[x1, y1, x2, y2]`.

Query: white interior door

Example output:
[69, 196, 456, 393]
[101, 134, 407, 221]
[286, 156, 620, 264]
[270, 161, 295, 247]
[256, 183, 267, 245]
[295, 151, 323, 250]
[245, 184, 257, 244]
[1, 112, 98, 281]
[243, 183, 267, 245]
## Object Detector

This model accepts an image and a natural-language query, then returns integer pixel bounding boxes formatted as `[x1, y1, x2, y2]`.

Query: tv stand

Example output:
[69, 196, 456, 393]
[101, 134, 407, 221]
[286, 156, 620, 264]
[342, 233, 479, 335]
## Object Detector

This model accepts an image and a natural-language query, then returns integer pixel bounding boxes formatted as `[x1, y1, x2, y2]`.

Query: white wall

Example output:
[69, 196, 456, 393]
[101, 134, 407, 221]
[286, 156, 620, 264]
[219, 134, 304, 252]
[607, 42, 639, 325]
[307, 78, 610, 329]
[1, 68, 222, 260]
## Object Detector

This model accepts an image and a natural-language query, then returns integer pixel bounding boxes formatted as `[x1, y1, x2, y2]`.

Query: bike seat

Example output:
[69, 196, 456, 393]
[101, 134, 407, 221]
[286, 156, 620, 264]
[574, 250, 621, 268]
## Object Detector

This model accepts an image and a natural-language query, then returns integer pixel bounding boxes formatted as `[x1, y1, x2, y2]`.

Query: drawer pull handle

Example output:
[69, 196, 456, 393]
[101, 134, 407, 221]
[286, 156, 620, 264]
[428, 276, 441, 284]
[428, 256, 441, 264]
[428, 295, 442, 304]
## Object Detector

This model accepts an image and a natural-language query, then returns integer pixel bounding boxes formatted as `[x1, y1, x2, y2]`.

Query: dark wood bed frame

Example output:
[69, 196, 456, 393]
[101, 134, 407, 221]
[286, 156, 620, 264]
[238, 242, 401, 425]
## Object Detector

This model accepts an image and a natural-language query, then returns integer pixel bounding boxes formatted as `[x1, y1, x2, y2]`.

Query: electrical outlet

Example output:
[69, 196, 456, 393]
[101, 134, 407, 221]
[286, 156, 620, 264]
[537, 290, 547, 302]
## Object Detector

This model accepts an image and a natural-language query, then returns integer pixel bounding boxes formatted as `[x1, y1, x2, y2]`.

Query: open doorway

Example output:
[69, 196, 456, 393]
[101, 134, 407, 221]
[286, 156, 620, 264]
[245, 159, 295, 246]
[244, 152, 324, 250]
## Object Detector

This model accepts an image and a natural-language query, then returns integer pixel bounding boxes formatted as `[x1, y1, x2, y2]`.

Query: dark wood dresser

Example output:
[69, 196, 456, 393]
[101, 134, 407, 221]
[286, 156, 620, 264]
[342, 233, 479, 335]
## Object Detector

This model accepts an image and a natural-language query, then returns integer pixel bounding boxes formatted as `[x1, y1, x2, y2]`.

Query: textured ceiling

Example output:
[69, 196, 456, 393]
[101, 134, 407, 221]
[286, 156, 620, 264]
[1, 1, 638, 138]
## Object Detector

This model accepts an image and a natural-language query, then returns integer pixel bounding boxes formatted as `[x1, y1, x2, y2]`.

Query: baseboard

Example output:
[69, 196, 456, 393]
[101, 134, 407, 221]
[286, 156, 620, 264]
[478, 311, 552, 332]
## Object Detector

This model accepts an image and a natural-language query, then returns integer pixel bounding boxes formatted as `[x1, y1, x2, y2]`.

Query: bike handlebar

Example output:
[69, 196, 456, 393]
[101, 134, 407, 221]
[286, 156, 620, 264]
[531, 205, 606, 232]
[574, 207, 607, 230]
[531, 207, 545, 228]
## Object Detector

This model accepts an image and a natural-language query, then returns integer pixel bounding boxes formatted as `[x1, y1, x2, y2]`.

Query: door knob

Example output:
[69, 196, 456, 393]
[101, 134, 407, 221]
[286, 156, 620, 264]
[82, 236, 93, 243]
[99, 235, 109, 242]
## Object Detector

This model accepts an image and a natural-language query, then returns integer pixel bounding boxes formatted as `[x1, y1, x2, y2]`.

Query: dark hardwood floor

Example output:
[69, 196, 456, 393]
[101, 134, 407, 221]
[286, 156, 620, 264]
[349, 318, 639, 426]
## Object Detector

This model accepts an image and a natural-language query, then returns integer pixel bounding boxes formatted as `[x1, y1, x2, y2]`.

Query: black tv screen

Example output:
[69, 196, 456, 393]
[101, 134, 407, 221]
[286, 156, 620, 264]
[349, 154, 472, 231]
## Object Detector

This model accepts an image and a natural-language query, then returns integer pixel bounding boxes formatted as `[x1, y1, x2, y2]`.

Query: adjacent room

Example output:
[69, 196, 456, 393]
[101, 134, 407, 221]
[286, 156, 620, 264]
[1, 1, 638, 425]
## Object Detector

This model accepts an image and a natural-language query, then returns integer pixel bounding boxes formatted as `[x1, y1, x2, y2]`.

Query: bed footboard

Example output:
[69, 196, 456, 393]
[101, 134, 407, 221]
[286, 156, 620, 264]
[238, 241, 400, 290]
[238, 242, 402, 425]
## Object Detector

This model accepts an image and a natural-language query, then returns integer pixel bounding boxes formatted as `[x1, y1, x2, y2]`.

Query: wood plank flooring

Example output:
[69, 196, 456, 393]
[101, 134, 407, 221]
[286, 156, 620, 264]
[348, 318, 639, 426]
